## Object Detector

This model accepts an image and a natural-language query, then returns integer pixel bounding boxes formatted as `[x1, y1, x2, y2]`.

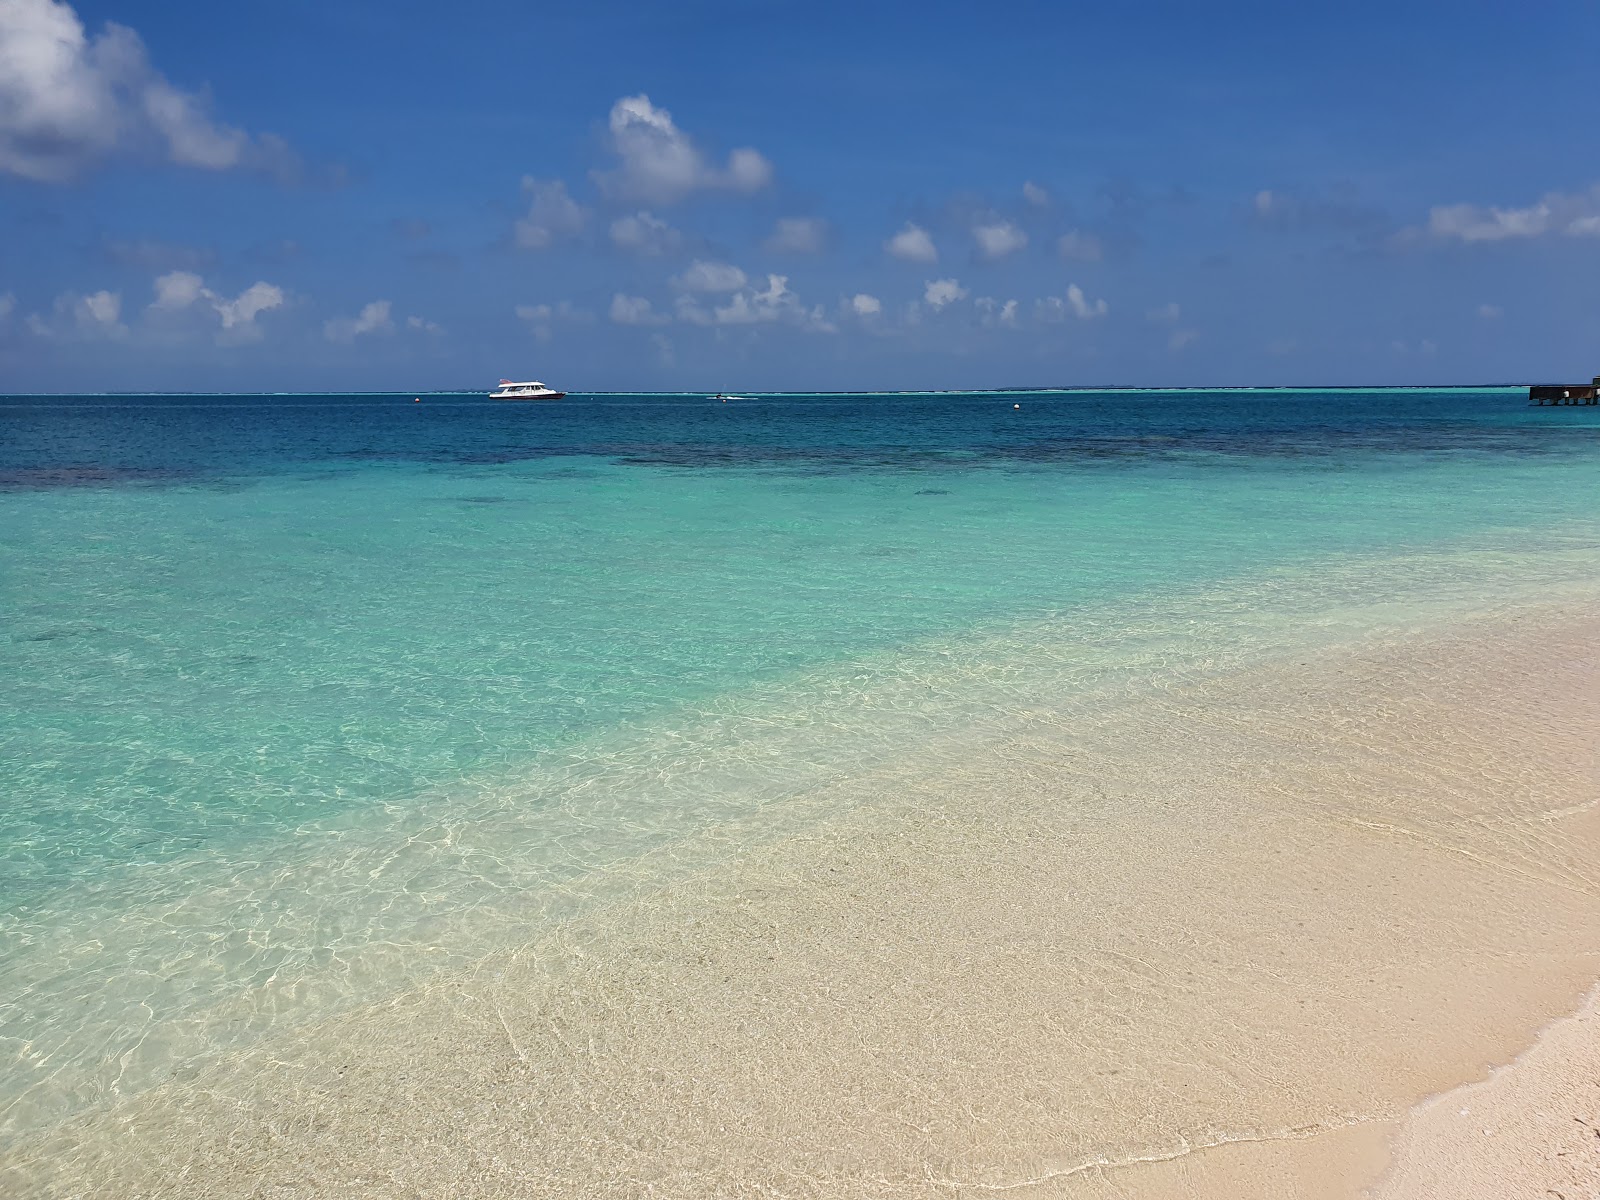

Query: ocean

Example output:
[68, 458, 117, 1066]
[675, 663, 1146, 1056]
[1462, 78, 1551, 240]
[5, 388, 1600, 1191]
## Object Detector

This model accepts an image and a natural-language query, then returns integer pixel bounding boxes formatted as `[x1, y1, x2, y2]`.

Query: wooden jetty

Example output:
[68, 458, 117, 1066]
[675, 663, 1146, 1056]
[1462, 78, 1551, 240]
[1530, 376, 1600, 405]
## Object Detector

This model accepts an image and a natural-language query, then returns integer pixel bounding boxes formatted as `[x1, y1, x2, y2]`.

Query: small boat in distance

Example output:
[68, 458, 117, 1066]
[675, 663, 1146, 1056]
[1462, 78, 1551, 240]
[490, 379, 566, 400]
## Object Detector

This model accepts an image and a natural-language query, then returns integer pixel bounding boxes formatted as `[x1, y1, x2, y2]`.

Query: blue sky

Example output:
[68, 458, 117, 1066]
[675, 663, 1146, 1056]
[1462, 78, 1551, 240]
[1, 0, 1597, 391]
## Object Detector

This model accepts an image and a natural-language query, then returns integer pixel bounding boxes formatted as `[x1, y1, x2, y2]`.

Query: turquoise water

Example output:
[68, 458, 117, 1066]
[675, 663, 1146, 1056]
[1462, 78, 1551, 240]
[4, 388, 1600, 1134]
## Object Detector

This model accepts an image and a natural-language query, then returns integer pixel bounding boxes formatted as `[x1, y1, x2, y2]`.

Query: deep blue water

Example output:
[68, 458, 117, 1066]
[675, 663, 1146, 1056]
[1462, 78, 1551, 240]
[3, 388, 1592, 488]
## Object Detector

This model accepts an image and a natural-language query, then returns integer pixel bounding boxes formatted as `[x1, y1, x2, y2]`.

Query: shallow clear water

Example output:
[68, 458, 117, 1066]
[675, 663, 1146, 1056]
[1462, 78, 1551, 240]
[4, 387, 1600, 1135]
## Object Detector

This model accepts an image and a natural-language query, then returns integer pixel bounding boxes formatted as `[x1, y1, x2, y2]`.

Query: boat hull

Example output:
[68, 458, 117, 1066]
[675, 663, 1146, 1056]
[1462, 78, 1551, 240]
[489, 392, 566, 401]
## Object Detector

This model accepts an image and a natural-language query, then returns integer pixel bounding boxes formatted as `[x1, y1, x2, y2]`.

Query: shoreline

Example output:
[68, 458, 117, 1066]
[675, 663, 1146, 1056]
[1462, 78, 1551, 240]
[1371, 976, 1600, 1197]
[6, 599, 1600, 1197]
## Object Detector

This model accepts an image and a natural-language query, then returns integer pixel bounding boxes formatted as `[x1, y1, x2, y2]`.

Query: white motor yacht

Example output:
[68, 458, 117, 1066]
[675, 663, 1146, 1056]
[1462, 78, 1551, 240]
[489, 379, 566, 400]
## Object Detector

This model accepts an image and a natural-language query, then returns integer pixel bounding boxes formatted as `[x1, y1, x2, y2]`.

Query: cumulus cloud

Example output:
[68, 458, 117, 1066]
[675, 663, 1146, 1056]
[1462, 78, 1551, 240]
[1168, 328, 1198, 351]
[673, 259, 747, 293]
[67, 289, 121, 336]
[972, 220, 1027, 260]
[675, 274, 833, 331]
[608, 293, 670, 326]
[146, 270, 284, 340]
[215, 282, 284, 331]
[849, 292, 881, 317]
[150, 269, 206, 311]
[0, 291, 15, 320]
[1057, 230, 1104, 262]
[324, 299, 392, 343]
[885, 222, 938, 263]
[514, 177, 586, 249]
[764, 216, 828, 254]
[1146, 302, 1181, 323]
[594, 94, 771, 204]
[1065, 283, 1107, 318]
[1037, 284, 1107, 322]
[0, 0, 293, 182]
[976, 297, 1019, 327]
[406, 314, 442, 334]
[609, 210, 683, 256]
[923, 278, 968, 310]
[1022, 181, 1049, 207]
[26, 288, 126, 338]
[1426, 184, 1600, 242]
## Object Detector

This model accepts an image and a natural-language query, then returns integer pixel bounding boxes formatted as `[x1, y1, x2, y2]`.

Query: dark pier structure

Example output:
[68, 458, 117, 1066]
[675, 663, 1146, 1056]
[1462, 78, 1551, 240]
[1530, 376, 1600, 405]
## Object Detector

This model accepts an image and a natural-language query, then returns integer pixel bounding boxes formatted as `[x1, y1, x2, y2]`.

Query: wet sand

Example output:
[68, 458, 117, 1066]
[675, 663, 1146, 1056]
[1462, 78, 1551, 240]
[1372, 983, 1600, 1199]
[5, 606, 1599, 1198]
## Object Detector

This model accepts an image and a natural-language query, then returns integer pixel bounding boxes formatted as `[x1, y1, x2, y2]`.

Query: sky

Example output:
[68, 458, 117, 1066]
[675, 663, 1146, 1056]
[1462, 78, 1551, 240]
[0, 0, 1597, 392]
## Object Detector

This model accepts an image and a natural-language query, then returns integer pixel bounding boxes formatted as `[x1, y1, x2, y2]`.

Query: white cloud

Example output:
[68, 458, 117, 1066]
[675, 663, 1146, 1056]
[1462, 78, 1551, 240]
[1477, 304, 1502, 319]
[0, 0, 290, 181]
[976, 297, 1019, 327]
[1426, 184, 1600, 242]
[609, 210, 682, 256]
[675, 274, 834, 332]
[1168, 329, 1198, 351]
[1429, 203, 1549, 242]
[1022, 181, 1049, 207]
[1065, 283, 1107, 319]
[1037, 284, 1108, 322]
[514, 177, 587, 249]
[764, 216, 828, 254]
[673, 259, 747, 293]
[885, 222, 937, 263]
[1057, 230, 1103, 262]
[650, 332, 674, 366]
[145, 271, 284, 340]
[77, 288, 119, 326]
[26, 287, 126, 338]
[150, 269, 205, 311]
[0, 291, 15, 320]
[608, 293, 670, 326]
[324, 299, 392, 343]
[1146, 302, 1181, 323]
[215, 282, 283, 334]
[405, 315, 442, 334]
[973, 220, 1027, 260]
[849, 292, 881, 317]
[594, 94, 771, 204]
[923, 278, 968, 310]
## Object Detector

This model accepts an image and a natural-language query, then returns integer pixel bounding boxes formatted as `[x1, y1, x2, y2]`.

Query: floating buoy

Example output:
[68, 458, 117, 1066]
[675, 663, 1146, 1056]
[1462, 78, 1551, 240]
[1013, 403, 1021, 410]
[413, 397, 421, 403]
